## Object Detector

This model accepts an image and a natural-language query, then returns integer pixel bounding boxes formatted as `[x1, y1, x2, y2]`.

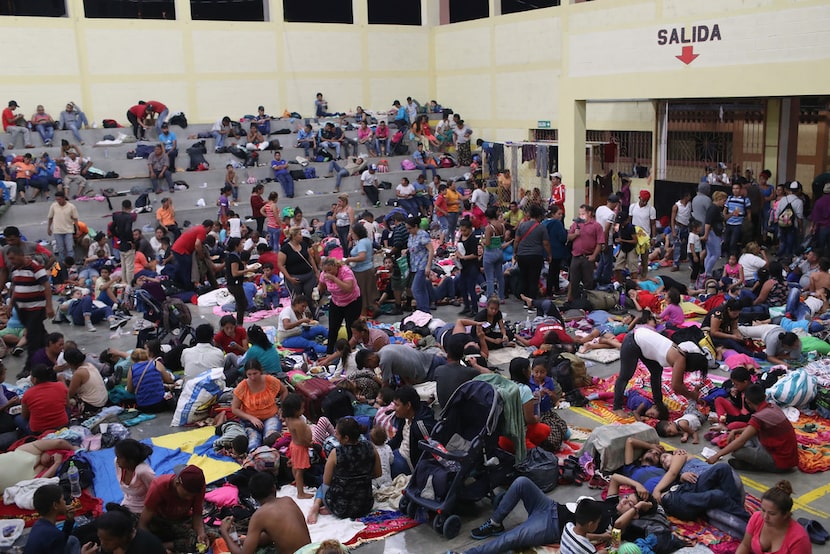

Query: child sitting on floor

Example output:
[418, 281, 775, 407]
[372, 387, 397, 440]
[26, 484, 79, 554]
[370, 427, 393, 489]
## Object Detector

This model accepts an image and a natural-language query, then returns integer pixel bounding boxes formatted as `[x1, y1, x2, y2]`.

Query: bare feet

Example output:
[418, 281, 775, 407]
[613, 409, 629, 419]
[681, 433, 689, 443]
[307, 511, 318, 524]
[297, 491, 313, 499]
[692, 437, 699, 445]
[520, 293, 533, 309]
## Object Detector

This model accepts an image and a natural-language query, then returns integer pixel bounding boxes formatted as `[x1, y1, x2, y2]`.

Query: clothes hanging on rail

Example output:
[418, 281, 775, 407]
[490, 143, 505, 174]
[521, 144, 536, 163]
[510, 145, 519, 193]
[536, 146, 548, 177]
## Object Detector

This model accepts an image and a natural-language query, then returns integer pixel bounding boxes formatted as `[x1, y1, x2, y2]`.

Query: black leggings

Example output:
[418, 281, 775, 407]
[126, 111, 144, 139]
[326, 297, 362, 354]
[517, 254, 544, 300]
[227, 284, 248, 327]
[614, 333, 666, 413]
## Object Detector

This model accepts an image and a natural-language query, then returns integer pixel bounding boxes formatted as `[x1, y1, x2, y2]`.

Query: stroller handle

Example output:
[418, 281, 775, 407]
[418, 441, 471, 462]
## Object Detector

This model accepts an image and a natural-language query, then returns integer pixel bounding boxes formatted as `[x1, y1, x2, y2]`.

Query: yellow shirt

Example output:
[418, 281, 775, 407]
[445, 189, 461, 213]
[507, 209, 525, 228]
[156, 205, 176, 227]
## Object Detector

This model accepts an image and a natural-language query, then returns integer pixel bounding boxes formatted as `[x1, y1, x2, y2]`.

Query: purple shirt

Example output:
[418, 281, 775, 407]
[811, 194, 830, 229]
[30, 347, 55, 370]
[660, 303, 685, 326]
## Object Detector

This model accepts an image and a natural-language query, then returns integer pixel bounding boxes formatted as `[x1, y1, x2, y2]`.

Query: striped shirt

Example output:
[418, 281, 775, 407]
[11, 260, 49, 311]
[560, 522, 597, 554]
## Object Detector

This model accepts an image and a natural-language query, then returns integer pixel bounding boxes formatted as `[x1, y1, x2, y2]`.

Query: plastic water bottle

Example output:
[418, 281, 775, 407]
[67, 462, 82, 498]
[525, 314, 531, 331]
[311, 287, 320, 302]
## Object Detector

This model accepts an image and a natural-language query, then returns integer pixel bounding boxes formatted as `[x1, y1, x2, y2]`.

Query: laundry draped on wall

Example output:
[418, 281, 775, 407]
[536, 146, 548, 178]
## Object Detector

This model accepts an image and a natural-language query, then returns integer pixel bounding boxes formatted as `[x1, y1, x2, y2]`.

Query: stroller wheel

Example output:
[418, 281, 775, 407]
[432, 514, 445, 535]
[443, 515, 461, 539]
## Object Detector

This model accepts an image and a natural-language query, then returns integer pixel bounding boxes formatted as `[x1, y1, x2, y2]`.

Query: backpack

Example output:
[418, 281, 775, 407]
[515, 447, 559, 492]
[162, 297, 192, 331]
[102, 119, 119, 128]
[266, 139, 281, 150]
[586, 289, 617, 311]
[561, 352, 591, 388]
[228, 145, 250, 161]
[169, 112, 188, 128]
[303, 167, 316, 179]
[58, 457, 94, 493]
[777, 200, 795, 228]
[315, 148, 333, 162]
[290, 169, 305, 181]
[134, 192, 151, 211]
[401, 159, 416, 170]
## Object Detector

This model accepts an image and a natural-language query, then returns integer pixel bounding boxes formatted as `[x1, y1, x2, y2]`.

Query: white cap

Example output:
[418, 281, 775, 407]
[550, 172, 562, 179]
[789, 181, 800, 190]
[565, 496, 596, 513]
[301, 229, 312, 239]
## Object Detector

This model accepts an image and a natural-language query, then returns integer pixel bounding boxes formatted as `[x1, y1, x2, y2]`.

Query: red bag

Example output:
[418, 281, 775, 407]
[293, 377, 335, 422]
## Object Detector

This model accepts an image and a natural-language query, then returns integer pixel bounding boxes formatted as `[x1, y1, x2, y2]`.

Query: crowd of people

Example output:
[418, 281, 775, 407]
[1, 93, 829, 554]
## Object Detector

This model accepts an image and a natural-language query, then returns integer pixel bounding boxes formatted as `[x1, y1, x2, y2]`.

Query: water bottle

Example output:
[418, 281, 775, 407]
[227, 522, 239, 544]
[525, 314, 531, 332]
[356, 201, 361, 209]
[311, 287, 320, 302]
[67, 461, 82, 498]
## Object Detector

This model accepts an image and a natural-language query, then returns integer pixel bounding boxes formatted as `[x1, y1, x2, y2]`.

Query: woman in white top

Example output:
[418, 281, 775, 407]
[333, 193, 354, 251]
[65, 347, 109, 410]
[738, 242, 768, 284]
[396, 177, 419, 217]
[613, 327, 709, 419]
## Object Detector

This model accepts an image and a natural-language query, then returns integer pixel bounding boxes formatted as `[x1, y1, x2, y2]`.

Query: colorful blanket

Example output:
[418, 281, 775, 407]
[668, 493, 761, 554]
[0, 490, 102, 528]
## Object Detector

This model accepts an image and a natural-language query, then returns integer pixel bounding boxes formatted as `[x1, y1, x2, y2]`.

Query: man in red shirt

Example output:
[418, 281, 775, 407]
[2, 100, 33, 149]
[566, 204, 604, 302]
[548, 172, 565, 215]
[139, 465, 207, 552]
[126, 102, 150, 140]
[20, 364, 68, 435]
[706, 383, 798, 472]
[144, 100, 168, 133]
[172, 220, 213, 290]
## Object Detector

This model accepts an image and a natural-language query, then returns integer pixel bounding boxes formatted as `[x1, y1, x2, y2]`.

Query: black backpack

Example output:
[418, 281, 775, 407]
[187, 144, 208, 170]
[169, 112, 188, 128]
[135, 192, 151, 211]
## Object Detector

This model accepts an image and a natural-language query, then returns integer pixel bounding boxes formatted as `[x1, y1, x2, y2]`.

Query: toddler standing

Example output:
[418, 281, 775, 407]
[282, 393, 314, 499]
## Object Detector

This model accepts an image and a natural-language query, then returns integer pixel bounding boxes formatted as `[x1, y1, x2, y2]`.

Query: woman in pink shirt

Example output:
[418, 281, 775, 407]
[115, 439, 156, 514]
[357, 121, 377, 157]
[318, 257, 362, 355]
[737, 480, 810, 554]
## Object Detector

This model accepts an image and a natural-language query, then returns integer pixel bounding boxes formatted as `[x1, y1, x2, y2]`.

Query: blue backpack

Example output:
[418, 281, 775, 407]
[304, 167, 317, 179]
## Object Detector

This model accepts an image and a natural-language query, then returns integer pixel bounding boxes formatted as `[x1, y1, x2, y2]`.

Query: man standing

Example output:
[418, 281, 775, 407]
[548, 172, 566, 216]
[172, 220, 213, 290]
[7, 245, 53, 372]
[630, 190, 657, 277]
[2, 100, 33, 149]
[158, 122, 178, 171]
[47, 191, 79, 262]
[0, 226, 55, 289]
[270, 151, 294, 199]
[148, 144, 174, 194]
[670, 190, 692, 271]
[567, 204, 604, 301]
[361, 164, 380, 208]
[594, 194, 620, 285]
[112, 200, 137, 287]
[691, 183, 712, 227]
[776, 181, 805, 259]
[724, 183, 750, 256]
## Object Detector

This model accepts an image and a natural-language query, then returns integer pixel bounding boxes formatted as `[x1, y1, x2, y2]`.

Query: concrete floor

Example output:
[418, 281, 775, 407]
[4, 262, 830, 553]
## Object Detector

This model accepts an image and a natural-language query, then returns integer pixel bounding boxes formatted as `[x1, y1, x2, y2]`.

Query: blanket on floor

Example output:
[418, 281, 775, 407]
[0, 490, 102, 527]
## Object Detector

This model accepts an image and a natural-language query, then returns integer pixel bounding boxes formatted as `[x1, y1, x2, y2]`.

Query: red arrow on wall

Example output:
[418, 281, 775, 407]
[676, 45, 699, 65]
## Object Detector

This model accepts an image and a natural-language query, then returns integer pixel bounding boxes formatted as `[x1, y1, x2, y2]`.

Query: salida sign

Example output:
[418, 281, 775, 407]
[657, 24, 722, 65]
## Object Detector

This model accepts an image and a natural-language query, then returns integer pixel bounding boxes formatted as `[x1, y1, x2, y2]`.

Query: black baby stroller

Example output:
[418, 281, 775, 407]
[131, 283, 194, 347]
[399, 380, 515, 539]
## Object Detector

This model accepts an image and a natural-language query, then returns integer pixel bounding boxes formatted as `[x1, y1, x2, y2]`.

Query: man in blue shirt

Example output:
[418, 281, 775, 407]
[296, 123, 316, 158]
[158, 122, 178, 171]
[412, 142, 437, 180]
[255, 105, 271, 135]
[724, 182, 750, 256]
[412, 174, 432, 216]
[31, 153, 62, 193]
[24, 484, 80, 554]
[319, 123, 341, 159]
[271, 151, 294, 198]
[391, 100, 409, 130]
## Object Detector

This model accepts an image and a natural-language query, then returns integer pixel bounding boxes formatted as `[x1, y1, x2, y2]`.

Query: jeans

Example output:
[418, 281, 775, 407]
[460, 269, 479, 312]
[328, 161, 349, 191]
[704, 232, 722, 276]
[165, 147, 178, 170]
[326, 297, 362, 354]
[78, 268, 99, 288]
[660, 464, 749, 523]
[54, 233, 74, 262]
[65, 122, 83, 143]
[363, 185, 379, 206]
[777, 227, 798, 258]
[724, 224, 742, 257]
[785, 286, 810, 320]
[151, 171, 174, 193]
[672, 224, 689, 266]
[6, 125, 31, 147]
[36, 123, 54, 144]
[274, 171, 295, 198]
[732, 435, 785, 472]
[68, 296, 113, 326]
[281, 326, 328, 354]
[18, 308, 47, 371]
[321, 141, 341, 158]
[298, 140, 315, 158]
[335, 225, 350, 251]
[212, 131, 226, 150]
[483, 248, 505, 300]
[414, 163, 437, 180]
[173, 250, 193, 289]
[244, 415, 281, 451]
[126, 111, 144, 140]
[267, 226, 281, 252]
[398, 198, 419, 217]
[154, 108, 169, 133]
[227, 283, 248, 326]
[467, 477, 560, 554]
[446, 212, 459, 242]
[375, 137, 391, 155]
[412, 269, 433, 313]
[435, 275, 459, 300]
[614, 332, 665, 412]
[391, 450, 412, 477]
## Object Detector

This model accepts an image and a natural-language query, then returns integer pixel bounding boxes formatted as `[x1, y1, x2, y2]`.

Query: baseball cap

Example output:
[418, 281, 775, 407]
[7, 101, 17, 108]
[176, 465, 205, 494]
[607, 193, 620, 203]
[615, 213, 629, 223]
[161, 122, 169, 128]
[565, 496, 596, 513]
[718, 162, 727, 169]
[301, 229, 311, 239]
[789, 181, 800, 190]
[369, 164, 377, 171]
[550, 172, 562, 180]
[639, 190, 651, 200]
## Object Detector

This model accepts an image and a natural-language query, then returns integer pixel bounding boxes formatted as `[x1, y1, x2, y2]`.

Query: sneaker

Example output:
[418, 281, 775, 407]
[470, 520, 504, 540]
[86, 321, 97, 332]
[12, 346, 24, 357]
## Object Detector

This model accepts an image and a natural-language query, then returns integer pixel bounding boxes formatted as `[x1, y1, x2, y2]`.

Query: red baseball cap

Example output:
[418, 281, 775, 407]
[639, 190, 651, 200]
